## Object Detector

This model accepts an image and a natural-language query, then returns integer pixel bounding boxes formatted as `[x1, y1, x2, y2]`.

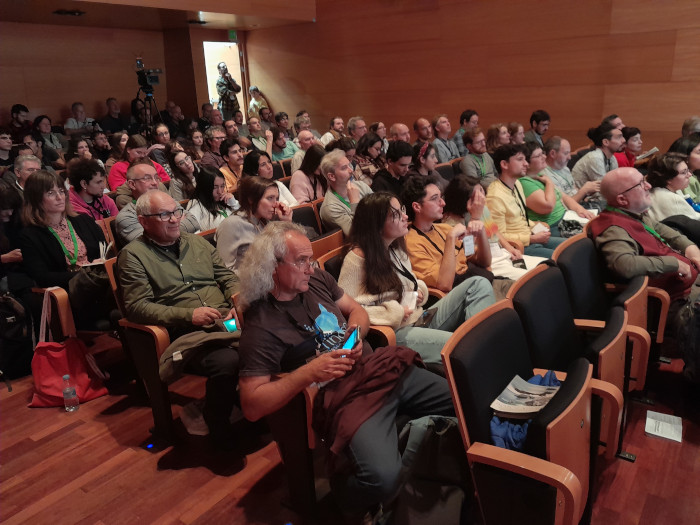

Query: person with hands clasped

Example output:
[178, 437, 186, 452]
[237, 221, 453, 522]
[216, 176, 292, 271]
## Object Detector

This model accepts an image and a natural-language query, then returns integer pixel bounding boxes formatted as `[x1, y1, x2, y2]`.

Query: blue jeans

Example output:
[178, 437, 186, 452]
[524, 235, 566, 258]
[331, 366, 454, 516]
[395, 276, 495, 365]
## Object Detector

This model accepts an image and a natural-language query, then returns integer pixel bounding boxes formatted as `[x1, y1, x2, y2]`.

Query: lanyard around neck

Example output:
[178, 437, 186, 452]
[332, 190, 351, 209]
[499, 178, 530, 226]
[48, 219, 79, 266]
[470, 153, 486, 176]
[410, 224, 460, 257]
[605, 206, 667, 245]
[390, 249, 418, 291]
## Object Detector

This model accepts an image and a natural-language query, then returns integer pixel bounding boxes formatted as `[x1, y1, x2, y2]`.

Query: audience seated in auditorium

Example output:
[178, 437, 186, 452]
[389, 122, 411, 144]
[210, 109, 224, 128]
[3, 155, 40, 200]
[338, 191, 494, 367]
[32, 115, 66, 170]
[452, 109, 479, 157]
[667, 134, 700, 203]
[401, 175, 497, 295]
[64, 102, 101, 138]
[508, 122, 525, 145]
[274, 112, 294, 140]
[67, 159, 117, 220]
[486, 144, 565, 258]
[91, 130, 111, 164]
[259, 108, 275, 132]
[108, 134, 170, 191]
[9, 104, 32, 143]
[319, 149, 372, 235]
[520, 143, 594, 237]
[165, 103, 185, 138]
[371, 140, 413, 196]
[198, 102, 213, 132]
[217, 138, 245, 194]
[543, 136, 599, 206]
[290, 144, 327, 204]
[485, 123, 511, 155]
[460, 127, 496, 189]
[247, 118, 273, 156]
[19, 170, 112, 329]
[118, 189, 240, 449]
[65, 138, 103, 171]
[247, 86, 269, 120]
[217, 175, 292, 271]
[523, 109, 550, 147]
[290, 130, 315, 173]
[115, 159, 199, 246]
[294, 110, 321, 139]
[431, 114, 459, 163]
[99, 97, 128, 134]
[646, 153, 700, 229]
[590, 167, 700, 385]
[571, 122, 626, 209]
[320, 116, 346, 147]
[0, 129, 15, 177]
[270, 126, 299, 162]
[237, 221, 453, 522]
[354, 132, 387, 184]
[406, 142, 449, 192]
[369, 121, 389, 154]
[347, 116, 367, 144]
[188, 128, 205, 160]
[186, 166, 239, 231]
[442, 174, 543, 280]
[105, 132, 128, 174]
[201, 126, 227, 170]
[168, 151, 199, 201]
[412, 117, 433, 146]
[614, 126, 644, 168]
[242, 150, 297, 207]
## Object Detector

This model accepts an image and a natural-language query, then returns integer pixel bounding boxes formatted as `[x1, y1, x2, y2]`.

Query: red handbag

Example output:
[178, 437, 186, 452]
[29, 288, 108, 408]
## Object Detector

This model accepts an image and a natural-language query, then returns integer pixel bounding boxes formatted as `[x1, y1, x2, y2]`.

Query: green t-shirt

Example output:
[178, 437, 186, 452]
[684, 175, 700, 203]
[520, 176, 566, 226]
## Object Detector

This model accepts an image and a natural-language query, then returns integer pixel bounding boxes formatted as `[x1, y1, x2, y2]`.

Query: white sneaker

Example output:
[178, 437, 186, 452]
[180, 400, 209, 436]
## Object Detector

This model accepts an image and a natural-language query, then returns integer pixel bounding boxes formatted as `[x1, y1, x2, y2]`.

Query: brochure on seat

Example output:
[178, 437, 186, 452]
[490, 375, 560, 419]
[645, 410, 682, 442]
[82, 241, 113, 266]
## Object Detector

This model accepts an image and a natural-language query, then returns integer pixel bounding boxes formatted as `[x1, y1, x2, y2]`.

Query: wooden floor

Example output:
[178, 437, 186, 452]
[1, 357, 699, 525]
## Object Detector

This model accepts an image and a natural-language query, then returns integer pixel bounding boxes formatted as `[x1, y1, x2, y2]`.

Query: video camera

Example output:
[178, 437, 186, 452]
[135, 57, 162, 94]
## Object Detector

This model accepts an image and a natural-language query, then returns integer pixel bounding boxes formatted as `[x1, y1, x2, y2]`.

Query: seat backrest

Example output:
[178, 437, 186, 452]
[552, 234, 609, 319]
[311, 198, 325, 232]
[310, 228, 344, 260]
[435, 162, 454, 181]
[280, 158, 292, 177]
[442, 301, 534, 446]
[507, 264, 583, 371]
[104, 257, 125, 315]
[197, 228, 217, 247]
[107, 216, 125, 251]
[317, 246, 347, 281]
[450, 157, 463, 175]
[272, 162, 284, 180]
[292, 204, 320, 236]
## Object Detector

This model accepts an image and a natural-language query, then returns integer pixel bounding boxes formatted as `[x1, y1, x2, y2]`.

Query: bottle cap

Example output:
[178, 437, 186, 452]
[63, 374, 70, 380]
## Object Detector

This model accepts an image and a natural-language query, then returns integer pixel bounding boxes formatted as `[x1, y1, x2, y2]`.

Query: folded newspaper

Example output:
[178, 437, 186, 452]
[490, 375, 560, 419]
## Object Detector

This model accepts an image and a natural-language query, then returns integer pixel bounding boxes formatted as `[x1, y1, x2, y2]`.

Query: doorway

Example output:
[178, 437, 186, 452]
[203, 41, 244, 117]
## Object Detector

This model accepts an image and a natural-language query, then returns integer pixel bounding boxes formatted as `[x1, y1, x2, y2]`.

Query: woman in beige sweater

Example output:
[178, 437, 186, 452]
[338, 191, 494, 367]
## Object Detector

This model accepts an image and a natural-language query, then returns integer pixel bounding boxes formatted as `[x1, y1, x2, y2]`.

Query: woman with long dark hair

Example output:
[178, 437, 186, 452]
[168, 150, 199, 201]
[241, 150, 298, 207]
[104, 131, 127, 174]
[216, 176, 292, 271]
[406, 142, 449, 191]
[289, 145, 327, 203]
[355, 132, 386, 183]
[186, 166, 239, 231]
[337, 192, 494, 366]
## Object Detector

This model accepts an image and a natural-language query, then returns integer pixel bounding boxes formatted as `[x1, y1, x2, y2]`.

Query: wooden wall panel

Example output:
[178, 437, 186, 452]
[245, 0, 700, 153]
[0, 21, 167, 125]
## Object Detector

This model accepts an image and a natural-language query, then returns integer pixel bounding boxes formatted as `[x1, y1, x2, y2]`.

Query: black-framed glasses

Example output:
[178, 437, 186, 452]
[277, 257, 319, 271]
[142, 208, 184, 221]
[619, 179, 646, 194]
[176, 155, 192, 167]
[389, 204, 407, 221]
[131, 174, 160, 183]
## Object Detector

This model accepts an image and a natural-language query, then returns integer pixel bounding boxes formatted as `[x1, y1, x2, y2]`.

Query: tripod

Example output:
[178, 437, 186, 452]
[134, 87, 161, 138]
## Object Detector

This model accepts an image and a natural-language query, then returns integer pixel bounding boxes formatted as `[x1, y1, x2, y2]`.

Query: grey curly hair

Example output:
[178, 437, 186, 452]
[237, 221, 307, 309]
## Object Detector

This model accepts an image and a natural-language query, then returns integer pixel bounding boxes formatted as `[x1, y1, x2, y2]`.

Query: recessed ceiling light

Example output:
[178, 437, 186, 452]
[53, 9, 85, 16]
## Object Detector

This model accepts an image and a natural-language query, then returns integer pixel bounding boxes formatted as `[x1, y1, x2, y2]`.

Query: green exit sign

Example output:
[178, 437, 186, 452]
[228, 30, 238, 42]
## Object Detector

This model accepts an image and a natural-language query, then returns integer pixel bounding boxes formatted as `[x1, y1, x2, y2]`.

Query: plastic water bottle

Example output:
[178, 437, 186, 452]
[62, 374, 79, 412]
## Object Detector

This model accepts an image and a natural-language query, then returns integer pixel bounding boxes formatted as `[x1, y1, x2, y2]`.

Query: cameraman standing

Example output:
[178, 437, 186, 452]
[216, 62, 242, 121]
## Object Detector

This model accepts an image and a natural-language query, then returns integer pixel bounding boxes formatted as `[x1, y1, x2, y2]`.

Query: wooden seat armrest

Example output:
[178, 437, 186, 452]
[573, 318, 606, 331]
[647, 286, 670, 343]
[368, 325, 396, 347]
[32, 286, 76, 339]
[428, 287, 446, 299]
[626, 325, 652, 391]
[467, 442, 582, 525]
[532, 368, 567, 381]
[589, 378, 624, 460]
[271, 373, 320, 449]
[117, 319, 171, 359]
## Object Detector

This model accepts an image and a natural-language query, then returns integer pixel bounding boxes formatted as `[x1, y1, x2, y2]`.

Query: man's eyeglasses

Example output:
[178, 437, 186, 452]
[619, 179, 646, 194]
[142, 208, 185, 221]
[677, 168, 690, 176]
[389, 204, 407, 221]
[131, 175, 160, 183]
[211, 136, 226, 141]
[278, 257, 319, 271]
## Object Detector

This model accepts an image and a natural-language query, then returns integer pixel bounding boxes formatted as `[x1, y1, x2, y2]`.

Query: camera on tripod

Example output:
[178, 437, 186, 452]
[135, 57, 162, 94]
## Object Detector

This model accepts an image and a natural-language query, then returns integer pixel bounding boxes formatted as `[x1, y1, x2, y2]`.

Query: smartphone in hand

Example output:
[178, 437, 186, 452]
[342, 327, 360, 350]
[222, 318, 238, 332]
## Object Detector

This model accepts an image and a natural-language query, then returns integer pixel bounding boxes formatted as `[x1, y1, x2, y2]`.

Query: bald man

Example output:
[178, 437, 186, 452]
[589, 167, 700, 385]
[390, 123, 411, 143]
[413, 118, 433, 146]
[291, 129, 316, 173]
